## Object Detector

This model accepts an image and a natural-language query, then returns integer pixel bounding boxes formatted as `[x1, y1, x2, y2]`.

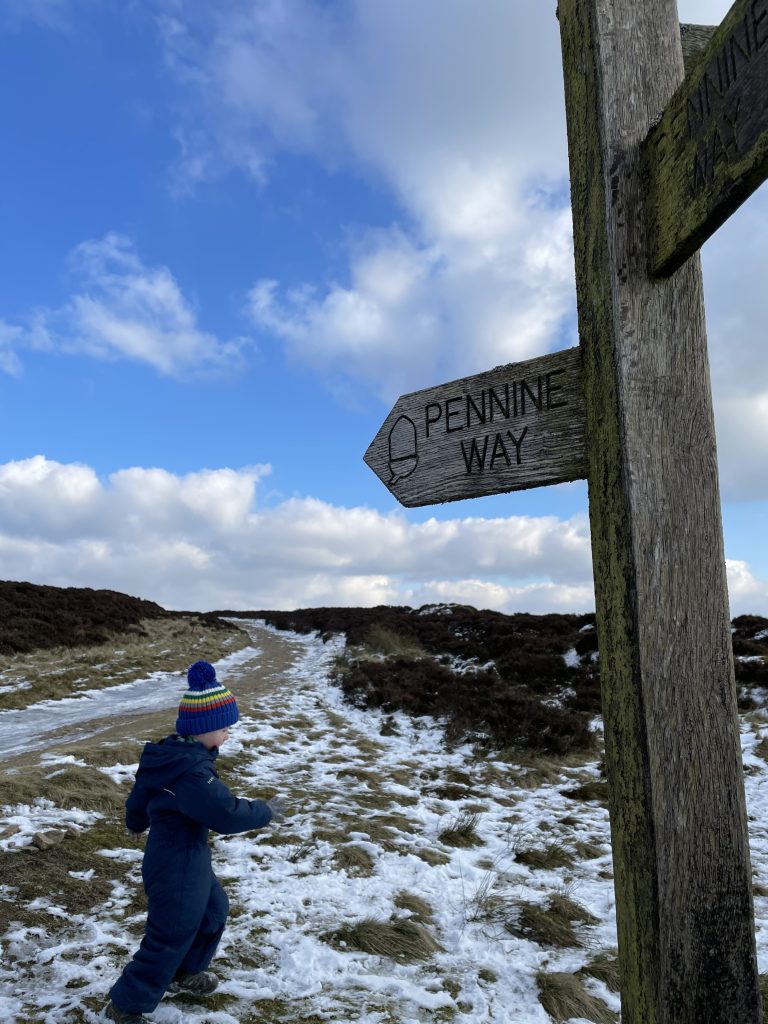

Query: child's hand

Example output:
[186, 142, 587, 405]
[266, 796, 286, 823]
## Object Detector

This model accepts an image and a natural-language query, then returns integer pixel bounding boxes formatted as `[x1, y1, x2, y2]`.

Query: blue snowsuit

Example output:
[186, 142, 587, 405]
[109, 735, 273, 1014]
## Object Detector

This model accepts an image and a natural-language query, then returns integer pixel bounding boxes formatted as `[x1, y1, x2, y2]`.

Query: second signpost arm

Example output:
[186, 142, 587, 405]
[558, 1, 760, 1022]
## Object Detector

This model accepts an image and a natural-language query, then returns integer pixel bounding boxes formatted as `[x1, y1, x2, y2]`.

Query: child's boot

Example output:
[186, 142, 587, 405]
[168, 970, 219, 996]
[103, 1000, 148, 1023]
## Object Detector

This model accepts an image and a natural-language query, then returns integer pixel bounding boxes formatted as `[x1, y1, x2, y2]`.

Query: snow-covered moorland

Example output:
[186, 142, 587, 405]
[1, 618, 768, 1024]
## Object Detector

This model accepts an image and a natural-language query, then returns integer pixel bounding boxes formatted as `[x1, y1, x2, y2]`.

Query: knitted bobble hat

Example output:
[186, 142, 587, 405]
[176, 660, 239, 736]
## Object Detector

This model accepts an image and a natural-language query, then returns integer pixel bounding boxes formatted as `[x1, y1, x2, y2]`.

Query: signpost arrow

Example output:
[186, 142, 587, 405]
[643, 0, 768, 276]
[364, 346, 586, 507]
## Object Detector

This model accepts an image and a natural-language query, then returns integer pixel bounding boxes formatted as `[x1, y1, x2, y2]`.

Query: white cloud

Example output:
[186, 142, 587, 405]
[1, 234, 248, 379]
[0, 455, 765, 616]
[727, 559, 768, 614]
[248, 213, 576, 402]
[155, 1, 576, 399]
[153, 0, 768, 501]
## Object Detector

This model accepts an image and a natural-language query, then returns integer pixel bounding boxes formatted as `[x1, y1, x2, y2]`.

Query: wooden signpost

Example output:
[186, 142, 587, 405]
[365, 1, 766, 1021]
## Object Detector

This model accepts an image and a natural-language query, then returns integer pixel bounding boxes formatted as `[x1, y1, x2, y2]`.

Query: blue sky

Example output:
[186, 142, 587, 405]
[0, 0, 765, 614]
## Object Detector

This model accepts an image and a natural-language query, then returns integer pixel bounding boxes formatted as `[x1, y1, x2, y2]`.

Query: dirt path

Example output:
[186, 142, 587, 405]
[0, 622, 310, 771]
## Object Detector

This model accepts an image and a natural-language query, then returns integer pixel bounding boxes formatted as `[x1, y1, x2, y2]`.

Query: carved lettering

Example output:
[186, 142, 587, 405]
[460, 428, 529, 473]
[425, 372, 574, 438]
[507, 427, 528, 464]
[466, 392, 487, 426]
[730, 21, 754, 78]
[488, 385, 510, 421]
[490, 433, 510, 469]
[445, 396, 463, 433]
[460, 436, 489, 473]
[546, 369, 567, 409]
[684, 0, 767, 196]
[520, 377, 543, 414]
[425, 403, 441, 438]
[752, 0, 768, 50]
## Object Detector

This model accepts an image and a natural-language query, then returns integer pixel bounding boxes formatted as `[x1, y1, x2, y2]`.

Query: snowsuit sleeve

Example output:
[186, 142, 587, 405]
[174, 769, 274, 835]
[125, 780, 150, 834]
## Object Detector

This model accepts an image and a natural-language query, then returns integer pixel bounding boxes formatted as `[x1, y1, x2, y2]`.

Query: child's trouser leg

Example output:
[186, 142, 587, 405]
[109, 872, 225, 1013]
[175, 876, 229, 976]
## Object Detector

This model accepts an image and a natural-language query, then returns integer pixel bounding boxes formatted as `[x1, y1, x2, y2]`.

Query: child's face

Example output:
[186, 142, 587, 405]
[196, 727, 230, 750]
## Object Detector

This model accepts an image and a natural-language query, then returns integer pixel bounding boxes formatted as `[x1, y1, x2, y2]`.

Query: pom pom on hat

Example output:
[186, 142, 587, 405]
[176, 660, 239, 736]
[187, 660, 217, 690]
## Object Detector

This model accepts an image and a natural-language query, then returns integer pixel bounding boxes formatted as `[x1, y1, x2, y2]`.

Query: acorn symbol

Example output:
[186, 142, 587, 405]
[388, 415, 419, 485]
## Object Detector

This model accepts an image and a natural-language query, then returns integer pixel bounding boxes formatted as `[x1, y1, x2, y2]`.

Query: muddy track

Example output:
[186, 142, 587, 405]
[0, 623, 311, 771]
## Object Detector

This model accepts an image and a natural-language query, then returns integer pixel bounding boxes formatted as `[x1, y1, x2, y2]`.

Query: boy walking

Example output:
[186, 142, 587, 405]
[105, 660, 282, 1023]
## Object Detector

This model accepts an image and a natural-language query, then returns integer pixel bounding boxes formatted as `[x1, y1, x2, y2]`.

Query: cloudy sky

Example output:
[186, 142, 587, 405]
[0, 0, 765, 615]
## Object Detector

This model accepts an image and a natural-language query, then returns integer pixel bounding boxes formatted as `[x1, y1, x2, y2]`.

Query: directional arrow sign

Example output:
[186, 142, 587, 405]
[364, 346, 587, 507]
[643, 0, 768, 276]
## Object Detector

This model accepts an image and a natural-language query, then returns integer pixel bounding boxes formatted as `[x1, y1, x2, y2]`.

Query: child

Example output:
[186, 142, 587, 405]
[104, 660, 283, 1024]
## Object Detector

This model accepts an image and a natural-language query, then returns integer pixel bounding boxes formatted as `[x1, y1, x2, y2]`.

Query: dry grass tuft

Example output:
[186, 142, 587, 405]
[575, 839, 606, 860]
[579, 950, 620, 992]
[332, 845, 376, 876]
[0, 763, 128, 814]
[536, 970, 618, 1023]
[393, 891, 435, 924]
[79, 741, 144, 767]
[560, 780, 609, 804]
[362, 625, 425, 659]
[323, 917, 441, 962]
[515, 842, 575, 870]
[415, 847, 451, 867]
[508, 898, 583, 949]
[438, 811, 483, 848]
[549, 892, 599, 925]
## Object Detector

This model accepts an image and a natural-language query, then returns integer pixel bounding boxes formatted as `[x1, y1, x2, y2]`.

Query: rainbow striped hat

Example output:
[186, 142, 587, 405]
[176, 660, 239, 736]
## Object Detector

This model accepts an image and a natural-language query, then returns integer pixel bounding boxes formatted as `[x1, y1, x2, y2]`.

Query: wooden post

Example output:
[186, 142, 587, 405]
[558, 2, 761, 1022]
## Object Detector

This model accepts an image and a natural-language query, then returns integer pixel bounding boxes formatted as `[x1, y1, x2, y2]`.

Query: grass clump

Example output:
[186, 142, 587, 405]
[549, 892, 599, 925]
[579, 950, 620, 992]
[393, 891, 434, 924]
[560, 780, 609, 804]
[438, 811, 483, 848]
[0, 763, 128, 815]
[415, 847, 451, 867]
[536, 970, 618, 1023]
[575, 839, 606, 860]
[323, 917, 441, 962]
[332, 845, 376, 876]
[507, 893, 596, 949]
[515, 842, 575, 870]
[363, 625, 424, 658]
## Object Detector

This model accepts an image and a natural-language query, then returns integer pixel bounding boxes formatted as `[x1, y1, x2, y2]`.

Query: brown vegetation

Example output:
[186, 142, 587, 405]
[226, 604, 768, 757]
[0, 579, 234, 655]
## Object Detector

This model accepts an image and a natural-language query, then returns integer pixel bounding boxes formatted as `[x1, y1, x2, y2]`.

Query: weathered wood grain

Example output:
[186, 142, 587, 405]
[559, 1, 760, 1021]
[645, 0, 768, 276]
[364, 347, 586, 507]
[680, 23, 718, 75]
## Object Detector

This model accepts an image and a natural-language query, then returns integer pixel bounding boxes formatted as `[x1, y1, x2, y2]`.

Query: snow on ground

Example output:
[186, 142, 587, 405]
[0, 644, 261, 761]
[0, 622, 767, 1023]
